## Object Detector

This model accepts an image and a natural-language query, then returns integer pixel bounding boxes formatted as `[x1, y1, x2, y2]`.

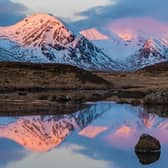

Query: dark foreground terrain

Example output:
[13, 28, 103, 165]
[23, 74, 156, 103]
[0, 61, 167, 107]
[95, 62, 168, 104]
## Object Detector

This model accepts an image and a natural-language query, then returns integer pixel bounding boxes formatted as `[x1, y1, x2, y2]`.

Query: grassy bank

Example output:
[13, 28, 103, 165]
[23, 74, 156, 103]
[0, 61, 167, 105]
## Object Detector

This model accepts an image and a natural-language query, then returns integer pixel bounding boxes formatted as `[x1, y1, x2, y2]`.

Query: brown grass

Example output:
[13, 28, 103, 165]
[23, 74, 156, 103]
[0, 61, 167, 104]
[95, 62, 168, 92]
[0, 61, 111, 91]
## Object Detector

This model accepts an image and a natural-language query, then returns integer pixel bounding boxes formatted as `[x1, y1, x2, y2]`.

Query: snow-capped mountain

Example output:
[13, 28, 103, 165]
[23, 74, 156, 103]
[81, 28, 168, 70]
[0, 13, 122, 71]
[0, 13, 167, 71]
[129, 38, 168, 69]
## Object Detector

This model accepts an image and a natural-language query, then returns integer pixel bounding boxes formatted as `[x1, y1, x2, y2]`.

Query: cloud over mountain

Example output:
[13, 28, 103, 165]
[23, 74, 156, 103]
[74, 0, 168, 30]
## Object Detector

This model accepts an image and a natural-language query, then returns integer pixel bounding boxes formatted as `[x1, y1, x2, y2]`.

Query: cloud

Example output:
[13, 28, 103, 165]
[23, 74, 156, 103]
[107, 17, 168, 37]
[74, 0, 168, 30]
[0, 138, 27, 167]
[0, 0, 28, 26]
[11, 0, 110, 21]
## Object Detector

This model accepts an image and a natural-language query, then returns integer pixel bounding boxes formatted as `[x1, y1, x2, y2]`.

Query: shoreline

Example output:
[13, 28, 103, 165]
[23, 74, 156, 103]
[0, 61, 167, 108]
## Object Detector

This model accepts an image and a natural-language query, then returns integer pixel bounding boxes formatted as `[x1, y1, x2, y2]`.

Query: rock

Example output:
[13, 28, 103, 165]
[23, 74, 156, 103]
[57, 95, 71, 103]
[136, 151, 160, 165]
[144, 91, 168, 105]
[130, 99, 141, 106]
[135, 134, 161, 153]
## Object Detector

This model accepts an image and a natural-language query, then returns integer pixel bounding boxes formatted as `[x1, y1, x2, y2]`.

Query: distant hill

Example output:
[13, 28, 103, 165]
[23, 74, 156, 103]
[136, 62, 168, 74]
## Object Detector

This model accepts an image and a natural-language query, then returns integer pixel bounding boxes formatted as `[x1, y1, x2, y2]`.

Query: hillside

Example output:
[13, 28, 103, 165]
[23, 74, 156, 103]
[0, 61, 111, 90]
[136, 62, 168, 74]
[95, 62, 168, 104]
[0, 61, 113, 105]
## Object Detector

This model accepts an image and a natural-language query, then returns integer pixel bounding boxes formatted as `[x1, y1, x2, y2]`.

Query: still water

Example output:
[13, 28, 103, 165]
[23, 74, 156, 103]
[0, 102, 168, 168]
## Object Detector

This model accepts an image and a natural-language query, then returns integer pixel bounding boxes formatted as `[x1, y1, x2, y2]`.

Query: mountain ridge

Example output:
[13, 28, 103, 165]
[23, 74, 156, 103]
[81, 28, 168, 70]
[0, 13, 122, 71]
[0, 13, 167, 71]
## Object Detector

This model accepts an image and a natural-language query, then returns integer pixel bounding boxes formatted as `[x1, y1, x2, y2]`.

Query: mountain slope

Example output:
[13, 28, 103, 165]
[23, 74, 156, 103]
[0, 13, 121, 71]
[81, 28, 168, 70]
[80, 28, 109, 40]
[0, 13, 167, 71]
[128, 39, 168, 69]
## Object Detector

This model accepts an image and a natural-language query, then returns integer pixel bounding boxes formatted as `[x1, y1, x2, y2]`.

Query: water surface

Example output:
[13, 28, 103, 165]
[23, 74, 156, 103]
[0, 102, 168, 168]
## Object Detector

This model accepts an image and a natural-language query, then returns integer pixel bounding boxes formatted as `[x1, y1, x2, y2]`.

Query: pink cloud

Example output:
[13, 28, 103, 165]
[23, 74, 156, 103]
[106, 17, 168, 38]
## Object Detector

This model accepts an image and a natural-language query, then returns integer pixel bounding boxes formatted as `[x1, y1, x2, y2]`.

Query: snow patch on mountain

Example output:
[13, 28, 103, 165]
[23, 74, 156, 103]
[80, 28, 109, 41]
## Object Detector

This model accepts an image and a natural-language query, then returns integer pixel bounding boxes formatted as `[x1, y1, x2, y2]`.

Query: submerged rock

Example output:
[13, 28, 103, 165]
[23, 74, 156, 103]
[135, 134, 161, 152]
[135, 134, 161, 165]
[136, 151, 160, 165]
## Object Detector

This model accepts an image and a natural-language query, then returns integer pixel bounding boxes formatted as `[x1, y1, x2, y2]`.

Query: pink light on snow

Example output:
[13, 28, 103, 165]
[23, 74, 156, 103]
[80, 28, 109, 40]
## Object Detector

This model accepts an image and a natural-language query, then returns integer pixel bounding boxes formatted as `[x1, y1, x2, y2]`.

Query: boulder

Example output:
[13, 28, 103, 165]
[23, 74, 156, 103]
[135, 134, 161, 152]
[135, 134, 161, 165]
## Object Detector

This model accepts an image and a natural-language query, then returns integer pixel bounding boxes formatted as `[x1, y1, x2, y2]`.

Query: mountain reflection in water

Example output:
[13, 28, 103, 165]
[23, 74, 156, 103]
[0, 102, 168, 168]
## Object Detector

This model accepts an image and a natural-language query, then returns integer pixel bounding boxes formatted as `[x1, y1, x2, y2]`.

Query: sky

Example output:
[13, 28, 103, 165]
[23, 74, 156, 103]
[0, 0, 167, 34]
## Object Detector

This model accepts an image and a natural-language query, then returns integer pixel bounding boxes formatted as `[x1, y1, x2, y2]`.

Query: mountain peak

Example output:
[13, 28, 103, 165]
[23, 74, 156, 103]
[143, 39, 155, 48]
[80, 28, 109, 41]
[5, 13, 64, 28]
[23, 13, 60, 22]
[0, 13, 121, 71]
[0, 13, 75, 47]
